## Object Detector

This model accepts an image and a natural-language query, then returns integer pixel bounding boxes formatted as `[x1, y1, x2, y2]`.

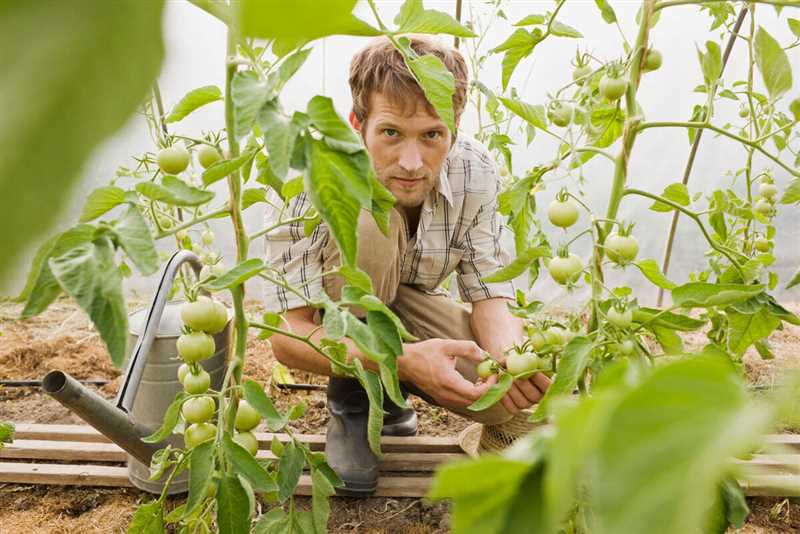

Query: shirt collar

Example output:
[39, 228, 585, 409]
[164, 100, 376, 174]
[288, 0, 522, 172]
[433, 139, 460, 207]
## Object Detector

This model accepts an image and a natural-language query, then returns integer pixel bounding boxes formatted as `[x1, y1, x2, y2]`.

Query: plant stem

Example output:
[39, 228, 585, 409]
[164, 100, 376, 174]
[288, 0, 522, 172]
[154, 207, 229, 239]
[656, 5, 747, 306]
[654, 0, 798, 11]
[247, 214, 316, 241]
[637, 121, 800, 178]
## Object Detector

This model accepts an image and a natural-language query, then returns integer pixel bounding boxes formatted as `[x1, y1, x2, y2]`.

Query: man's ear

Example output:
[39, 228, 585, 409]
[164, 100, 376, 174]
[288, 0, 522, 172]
[348, 110, 362, 132]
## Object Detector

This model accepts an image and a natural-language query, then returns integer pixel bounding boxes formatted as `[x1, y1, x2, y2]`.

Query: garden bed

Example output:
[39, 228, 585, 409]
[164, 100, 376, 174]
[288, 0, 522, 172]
[0, 296, 798, 533]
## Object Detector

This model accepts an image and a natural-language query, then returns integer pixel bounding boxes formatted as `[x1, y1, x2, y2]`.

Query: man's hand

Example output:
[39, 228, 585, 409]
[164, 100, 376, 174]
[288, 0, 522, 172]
[399, 338, 492, 409]
[486, 371, 552, 416]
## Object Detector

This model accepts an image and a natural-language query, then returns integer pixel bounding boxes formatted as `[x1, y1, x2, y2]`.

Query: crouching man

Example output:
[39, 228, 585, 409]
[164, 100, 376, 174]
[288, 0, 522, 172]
[263, 35, 551, 496]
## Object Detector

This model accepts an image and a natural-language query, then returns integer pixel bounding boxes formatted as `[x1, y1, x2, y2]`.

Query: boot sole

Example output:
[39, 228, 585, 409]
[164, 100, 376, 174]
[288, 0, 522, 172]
[334, 480, 378, 497]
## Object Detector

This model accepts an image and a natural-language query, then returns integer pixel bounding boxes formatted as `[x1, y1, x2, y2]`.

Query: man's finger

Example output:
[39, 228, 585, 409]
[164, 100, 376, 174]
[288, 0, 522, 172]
[531, 372, 552, 392]
[443, 339, 486, 363]
[445, 372, 487, 405]
[501, 395, 520, 415]
[506, 385, 530, 410]
[515, 378, 542, 404]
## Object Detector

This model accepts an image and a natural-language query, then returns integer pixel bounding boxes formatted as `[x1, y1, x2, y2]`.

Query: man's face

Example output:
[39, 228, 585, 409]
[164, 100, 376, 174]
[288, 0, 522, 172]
[356, 92, 453, 209]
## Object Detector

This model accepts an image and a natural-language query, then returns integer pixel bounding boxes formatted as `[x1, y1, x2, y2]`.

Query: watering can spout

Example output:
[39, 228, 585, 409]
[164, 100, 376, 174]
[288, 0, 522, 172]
[42, 370, 160, 465]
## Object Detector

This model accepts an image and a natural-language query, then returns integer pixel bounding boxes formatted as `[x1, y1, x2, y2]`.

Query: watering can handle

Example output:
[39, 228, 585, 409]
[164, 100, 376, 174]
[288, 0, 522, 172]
[115, 249, 203, 413]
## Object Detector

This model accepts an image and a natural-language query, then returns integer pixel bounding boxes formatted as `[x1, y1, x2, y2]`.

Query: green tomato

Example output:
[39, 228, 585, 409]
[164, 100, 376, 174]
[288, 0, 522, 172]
[599, 75, 627, 101]
[157, 145, 190, 175]
[754, 237, 772, 253]
[572, 64, 593, 85]
[544, 326, 566, 346]
[177, 331, 216, 363]
[233, 431, 259, 456]
[476, 359, 495, 379]
[177, 363, 190, 384]
[197, 145, 222, 169]
[183, 368, 211, 395]
[184, 422, 217, 449]
[235, 400, 262, 432]
[739, 107, 750, 119]
[548, 104, 573, 128]
[604, 233, 639, 265]
[755, 199, 774, 216]
[175, 229, 188, 241]
[547, 199, 579, 228]
[759, 183, 778, 201]
[549, 253, 583, 285]
[618, 339, 635, 356]
[643, 48, 662, 71]
[607, 307, 633, 329]
[506, 352, 540, 375]
[528, 330, 547, 351]
[182, 396, 216, 424]
[211, 261, 227, 277]
[181, 297, 228, 334]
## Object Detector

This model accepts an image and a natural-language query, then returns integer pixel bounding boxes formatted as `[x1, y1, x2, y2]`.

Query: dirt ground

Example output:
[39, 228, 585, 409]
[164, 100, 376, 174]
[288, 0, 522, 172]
[0, 296, 798, 533]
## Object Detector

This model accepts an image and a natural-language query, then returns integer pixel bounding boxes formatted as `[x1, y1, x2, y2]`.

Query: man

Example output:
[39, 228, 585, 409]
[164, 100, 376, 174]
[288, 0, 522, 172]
[263, 35, 551, 496]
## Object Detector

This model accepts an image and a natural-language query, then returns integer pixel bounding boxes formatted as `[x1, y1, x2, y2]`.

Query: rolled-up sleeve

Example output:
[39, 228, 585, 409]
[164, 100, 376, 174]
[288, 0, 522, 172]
[456, 188, 517, 303]
[263, 192, 328, 312]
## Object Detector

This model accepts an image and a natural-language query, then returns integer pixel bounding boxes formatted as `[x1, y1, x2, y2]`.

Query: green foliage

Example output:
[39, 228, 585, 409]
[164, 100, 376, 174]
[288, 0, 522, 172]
[166, 85, 222, 123]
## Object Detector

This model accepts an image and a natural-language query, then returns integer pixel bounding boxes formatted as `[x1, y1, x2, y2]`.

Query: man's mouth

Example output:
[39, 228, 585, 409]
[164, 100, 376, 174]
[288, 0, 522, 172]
[392, 177, 420, 187]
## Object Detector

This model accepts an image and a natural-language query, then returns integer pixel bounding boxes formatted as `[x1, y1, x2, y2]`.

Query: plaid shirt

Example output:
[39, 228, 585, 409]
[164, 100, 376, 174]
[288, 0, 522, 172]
[263, 136, 517, 312]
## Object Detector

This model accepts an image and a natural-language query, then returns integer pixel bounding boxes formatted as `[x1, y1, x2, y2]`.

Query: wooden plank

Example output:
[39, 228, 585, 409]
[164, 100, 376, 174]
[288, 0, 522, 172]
[738, 475, 800, 497]
[0, 440, 465, 472]
[12, 423, 463, 453]
[733, 454, 800, 474]
[762, 434, 800, 451]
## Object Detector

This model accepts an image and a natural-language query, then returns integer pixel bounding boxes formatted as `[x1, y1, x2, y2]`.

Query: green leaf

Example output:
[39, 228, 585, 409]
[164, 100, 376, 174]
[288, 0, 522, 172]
[633, 308, 706, 331]
[369, 175, 396, 235]
[136, 175, 215, 207]
[202, 150, 257, 186]
[322, 301, 347, 340]
[0, 421, 14, 448]
[754, 27, 793, 100]
[222, 433, 277, 493]
[48, 238, 128, 366]
[79, 186, 126, 222]
[592, 356, 770, 534]
[304, 139, 372, 267]
[112, 204, 158, 275]
[185, 440, 215, 516]
[278, 48, 313, 85]
[231, 71, 272, 139]
[19, 225, 96, 316]
[240, 0, 380, 42]
[394, 0, 476, 38]
[352, 359, 384, 457]
[336, 265, 374, 294]
[513, 14, 546, 26]
[340, 286, 414, 340]
[786, 266, 800, 289]
[243, 380, 287, 432]
[492, 28, 541, 91]
[277, 440, 305, 502]
[242, 187, 268, 210]
[0, 0, 164, 285]
[203, 258, 264, 291]
[696, 41, 722, 87]
[257, 103, 307, 179]
[780, 179, 800, 204]
[671, 282, 765, 308]
[530, 336, 594, 422]
[310, 467, 335, 534]
[649, 183, 690, 212]
[428, 456, 535, 533]
[142, 392, 187, 443]
[498, 96, 548, 131]
[789, 18, 800, 39]
[727, 307, 781, 357]
[469, 372, 513, 411]
[378, 356, 407, 410]
[633, 259, 677, 290]
[165, 85, 222, 123]
[216, 474, 251, 534]
[550, 20, 582, 38]
[307, 95, 363, 154]
[396, 37, 457, 132]
[593, 0, 617, 23]
[651, 325, 684, 354]
[481, 245, 551, 283]
[126, 500, 164, 534]
[367, 310, 403, 357]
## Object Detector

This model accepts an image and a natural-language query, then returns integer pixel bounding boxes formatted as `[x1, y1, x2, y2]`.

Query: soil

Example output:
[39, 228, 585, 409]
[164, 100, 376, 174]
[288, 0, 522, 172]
[0, 296, 798, 533]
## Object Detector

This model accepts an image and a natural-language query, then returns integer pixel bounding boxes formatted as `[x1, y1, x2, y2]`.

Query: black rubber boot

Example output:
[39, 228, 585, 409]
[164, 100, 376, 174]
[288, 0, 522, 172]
[325, 378, 418, 496]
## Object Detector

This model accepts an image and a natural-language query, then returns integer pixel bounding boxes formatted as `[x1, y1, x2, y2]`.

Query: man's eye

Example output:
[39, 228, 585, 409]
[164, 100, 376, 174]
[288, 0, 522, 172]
[383, 128, 399, 137]
[424, 131, 443, 139]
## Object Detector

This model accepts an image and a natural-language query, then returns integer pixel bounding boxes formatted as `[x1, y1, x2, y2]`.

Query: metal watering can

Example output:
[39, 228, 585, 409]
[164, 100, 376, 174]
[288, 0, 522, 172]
[41, 250, 231, 494]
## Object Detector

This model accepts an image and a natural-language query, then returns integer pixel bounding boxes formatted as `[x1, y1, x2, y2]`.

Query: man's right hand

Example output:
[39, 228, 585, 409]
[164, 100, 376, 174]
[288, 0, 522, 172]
[398, 338, 491, 409]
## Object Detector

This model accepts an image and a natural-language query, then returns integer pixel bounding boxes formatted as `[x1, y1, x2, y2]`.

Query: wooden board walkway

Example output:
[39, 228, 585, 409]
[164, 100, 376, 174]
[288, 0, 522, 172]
[1, 424, 799, 497]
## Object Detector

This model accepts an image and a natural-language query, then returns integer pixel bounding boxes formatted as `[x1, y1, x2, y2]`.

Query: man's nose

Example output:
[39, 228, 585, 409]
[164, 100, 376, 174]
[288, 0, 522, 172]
[397, 141, 423, 173]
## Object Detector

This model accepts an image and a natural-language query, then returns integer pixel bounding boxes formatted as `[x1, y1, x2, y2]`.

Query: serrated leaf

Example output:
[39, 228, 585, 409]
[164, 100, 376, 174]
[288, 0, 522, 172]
[310, 467, 335, 534]
[79, 186, 126, 222]
[697, 41, 722, 87]
[780, 179, 800, 204]
[243, 379, 287, 431]
[165, 85, 222, 123]
[217, 474, 251, 534]
[650, 183, 690, 212]
[307, 95, 363, 153]
[142, 391, 186, 443]
[634, 259, 677, 290]
[352, 359, 384, 457]
[481, 245, 551, 283]
[395, 37, 457, 132]
[727, 308, 781, 357]
[671, 282, 764, 308]
[240, 0, 380, 42]
[231, 71, 272, 139]
[754, 27, 793, 100]
[136, 176, 215, 206]
[203, 258, 264, 291]
[277, 440, 305, 501]
[530, 336, 593, 422]
[550, 20, 582, 38]
[185, 440, 215, 516]
[127, 500, 164, 534]
[394, 0, 476, 38]
[278, 47, 313, 85]
[492, 28, 541, 91]
[48, 237, 128, 366]
[242, 187, 268, 210]
[222, 433, 277, 493]
[0, 0, 165, 285]
[498, 96, 547, 131]
[202, 150, 257, 186]
[468, 372, 513, 411]
[514, 14, 546, 26]
[593, 0, 617, 23]
[112, 204, 158, 275]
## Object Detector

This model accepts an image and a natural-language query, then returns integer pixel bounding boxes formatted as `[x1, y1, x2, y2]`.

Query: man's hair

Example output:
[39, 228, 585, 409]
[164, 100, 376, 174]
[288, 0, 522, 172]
[348, 35, 469, 126]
